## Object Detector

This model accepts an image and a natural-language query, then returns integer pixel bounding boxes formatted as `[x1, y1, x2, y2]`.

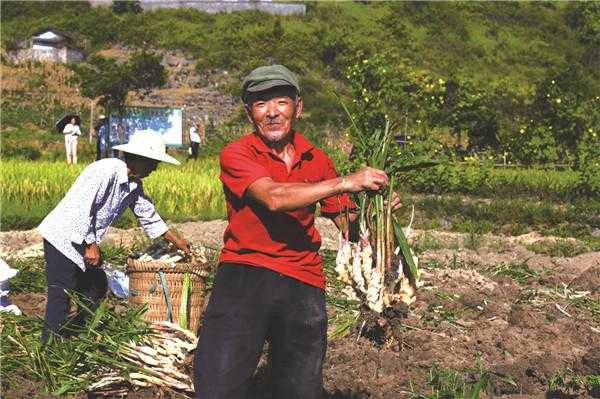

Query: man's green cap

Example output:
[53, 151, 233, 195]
[241, 64, 300, 101]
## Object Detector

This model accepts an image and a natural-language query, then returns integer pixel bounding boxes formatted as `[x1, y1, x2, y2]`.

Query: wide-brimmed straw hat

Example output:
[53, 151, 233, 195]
[112, 130, 180, 165]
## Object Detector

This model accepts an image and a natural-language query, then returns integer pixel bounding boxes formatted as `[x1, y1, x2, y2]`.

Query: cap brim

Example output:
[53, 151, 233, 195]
[111, 144, 181, 165]
[245, 79, 297, 93]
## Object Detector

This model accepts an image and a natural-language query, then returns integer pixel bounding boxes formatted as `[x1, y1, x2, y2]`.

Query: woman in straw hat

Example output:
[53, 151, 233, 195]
[38, 130, 190, 343]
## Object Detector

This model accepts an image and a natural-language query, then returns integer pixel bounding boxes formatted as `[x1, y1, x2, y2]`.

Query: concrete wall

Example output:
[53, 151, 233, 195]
[89, 0, 306, 15]
[12, 45, 83, 64]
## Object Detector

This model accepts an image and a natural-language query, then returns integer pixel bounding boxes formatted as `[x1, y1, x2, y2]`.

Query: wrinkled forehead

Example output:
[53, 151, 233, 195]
[245, 86, 298, 106]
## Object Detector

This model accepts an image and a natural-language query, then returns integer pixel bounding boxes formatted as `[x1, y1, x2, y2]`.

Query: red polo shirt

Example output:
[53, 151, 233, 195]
[219, 131, 356, 289]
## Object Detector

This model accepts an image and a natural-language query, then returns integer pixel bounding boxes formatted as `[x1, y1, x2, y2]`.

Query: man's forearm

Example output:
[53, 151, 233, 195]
[251, 176, 347, 212]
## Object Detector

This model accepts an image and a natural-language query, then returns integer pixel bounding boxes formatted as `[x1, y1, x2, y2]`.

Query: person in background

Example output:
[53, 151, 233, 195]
[93, 115, 108, 161]
[37, 131, 191, 343]
[189, 119, 201, 160]
[63, 117, 82, 164]
[111, 123, 126, 158]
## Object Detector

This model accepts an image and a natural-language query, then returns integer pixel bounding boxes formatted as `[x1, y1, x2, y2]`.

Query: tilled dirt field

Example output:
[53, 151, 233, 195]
[3, 219, 599, 398]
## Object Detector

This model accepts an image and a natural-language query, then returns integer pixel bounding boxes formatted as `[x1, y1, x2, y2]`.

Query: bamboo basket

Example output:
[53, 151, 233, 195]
[127, 258, 206, 333]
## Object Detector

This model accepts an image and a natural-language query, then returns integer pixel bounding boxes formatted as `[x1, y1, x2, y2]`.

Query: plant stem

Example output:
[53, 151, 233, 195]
[386, 183, 393, 272]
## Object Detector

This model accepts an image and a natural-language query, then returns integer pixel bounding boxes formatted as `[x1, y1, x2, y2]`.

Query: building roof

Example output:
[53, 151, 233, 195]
[31, 28, 73, 44]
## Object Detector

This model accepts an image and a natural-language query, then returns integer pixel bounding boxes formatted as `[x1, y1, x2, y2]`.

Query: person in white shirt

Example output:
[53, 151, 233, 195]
[38, 131, 191, 343]
[189, 121, 202, 160]
[63, 117, 82, 165]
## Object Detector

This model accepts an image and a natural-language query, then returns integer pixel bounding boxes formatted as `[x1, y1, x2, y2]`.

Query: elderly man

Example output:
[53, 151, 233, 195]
[38, 131, 190, 343]
[194, 65, 398, 398]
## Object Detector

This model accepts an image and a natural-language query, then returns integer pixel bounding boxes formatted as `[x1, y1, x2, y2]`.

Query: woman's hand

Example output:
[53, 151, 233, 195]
[163, 230, 191, 255]
[84, 243, 102, 266]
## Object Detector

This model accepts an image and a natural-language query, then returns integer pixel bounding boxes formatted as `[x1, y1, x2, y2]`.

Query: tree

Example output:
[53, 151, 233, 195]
[75, 56, 131, 109]
[128, 51, 167, 94]
[74, 52, 166, 109]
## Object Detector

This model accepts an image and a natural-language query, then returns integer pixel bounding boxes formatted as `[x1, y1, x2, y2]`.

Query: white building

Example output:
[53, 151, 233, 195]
[13, 29, 84, 64]
[89, 0, 305, 15]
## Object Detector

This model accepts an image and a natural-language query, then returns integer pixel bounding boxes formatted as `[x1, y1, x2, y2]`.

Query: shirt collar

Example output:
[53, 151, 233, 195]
[250, 130, 314, 155]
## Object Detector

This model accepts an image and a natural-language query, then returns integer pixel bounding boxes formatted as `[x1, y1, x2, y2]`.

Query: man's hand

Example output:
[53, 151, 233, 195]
[389, 191, 402, 212]
[163, 230, 191, 254]
[341, 167, 389, 193]
[84, 243, 102, 266]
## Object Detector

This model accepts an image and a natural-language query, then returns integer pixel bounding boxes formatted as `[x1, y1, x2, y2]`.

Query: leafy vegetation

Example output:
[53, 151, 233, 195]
[2, 2, 599, 172]
[548, 372, 600, 397]
[0, 299, 152, 395]
[7, 257, 47, 294]
[3, 158, 598, 240]
[410, 366, 492, 399]
[525, 239, 589, 258]
[484, 262, 541, 284]
[72, 51, 166, 108]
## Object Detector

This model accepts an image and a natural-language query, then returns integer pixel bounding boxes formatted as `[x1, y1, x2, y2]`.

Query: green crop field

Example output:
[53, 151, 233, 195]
[2, 158, 598, 247]
[0, 158, 225, 230]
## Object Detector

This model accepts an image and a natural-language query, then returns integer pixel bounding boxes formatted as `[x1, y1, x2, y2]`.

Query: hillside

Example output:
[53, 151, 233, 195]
[1, 1, 599, 162]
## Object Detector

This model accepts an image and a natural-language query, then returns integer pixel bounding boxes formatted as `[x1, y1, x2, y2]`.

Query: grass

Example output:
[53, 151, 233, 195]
[397, 193, 600, 241]
[413, 233, 445, 254]
[7, 256, 46, 294]
[519, 285, 599, 322]
[526, 239, 589, 257]
[548, 373, 600, 397]
[0, 297, 153, 396]
[410, 366, 491, 399]
[568, 296, 600, 323]
[2, 159, 598, 239]
[425, 304, 465, 328]
[484, 262, 541, 284]
[404, 165, 586, 201]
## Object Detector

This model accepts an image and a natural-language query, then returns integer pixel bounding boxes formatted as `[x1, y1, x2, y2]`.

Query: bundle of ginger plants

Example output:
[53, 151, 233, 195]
[335, 111, 433, 313]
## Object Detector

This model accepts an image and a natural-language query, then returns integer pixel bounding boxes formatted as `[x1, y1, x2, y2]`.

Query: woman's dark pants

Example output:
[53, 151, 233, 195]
[190, 142, 200, 160]
[42, 240, 108, 343]
[194, 263, 327, 399]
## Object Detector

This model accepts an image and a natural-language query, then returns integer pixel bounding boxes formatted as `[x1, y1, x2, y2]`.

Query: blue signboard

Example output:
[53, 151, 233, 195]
[108, 106, 183, 150]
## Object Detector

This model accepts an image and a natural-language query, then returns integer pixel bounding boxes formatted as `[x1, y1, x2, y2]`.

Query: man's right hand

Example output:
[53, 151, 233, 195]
[84, 243, 102, 266]
[341, 167, 389, 193]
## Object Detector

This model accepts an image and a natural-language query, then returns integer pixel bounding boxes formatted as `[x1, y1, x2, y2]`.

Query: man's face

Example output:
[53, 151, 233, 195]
[130, 156, 159, 179]
[246, 87, 303, 144]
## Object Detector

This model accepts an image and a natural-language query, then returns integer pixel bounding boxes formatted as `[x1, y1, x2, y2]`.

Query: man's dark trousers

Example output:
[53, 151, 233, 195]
[42, 240, 108, 342]
[194, 263, 327, 399]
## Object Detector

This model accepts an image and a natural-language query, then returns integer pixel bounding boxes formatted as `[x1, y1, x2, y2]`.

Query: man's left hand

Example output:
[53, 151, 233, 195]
[389, 191, 402, 212]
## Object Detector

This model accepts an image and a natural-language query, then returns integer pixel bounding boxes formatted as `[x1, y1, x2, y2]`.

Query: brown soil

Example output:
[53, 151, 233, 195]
[11, 292, 47, 318]
[3, 220, 599, 398]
